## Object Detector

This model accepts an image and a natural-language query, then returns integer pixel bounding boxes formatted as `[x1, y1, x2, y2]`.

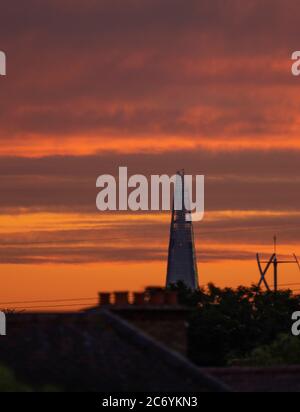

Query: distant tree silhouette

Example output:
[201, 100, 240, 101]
[168, 282, 300, 367]
[232, 334, 300, 366]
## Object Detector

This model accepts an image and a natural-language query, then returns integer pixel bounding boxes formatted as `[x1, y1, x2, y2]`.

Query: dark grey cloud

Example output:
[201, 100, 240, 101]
[0, 209, 299, 264]
[0, 0, 299, 140]
[0, 243, 257, 265]
[1, 149, 300, 177]
[0, 149, 300, 212]
[0, 1, 300, 267]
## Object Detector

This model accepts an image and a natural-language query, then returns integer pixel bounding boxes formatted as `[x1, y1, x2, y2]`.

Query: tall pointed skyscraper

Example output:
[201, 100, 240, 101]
[166, 170, 199, 290]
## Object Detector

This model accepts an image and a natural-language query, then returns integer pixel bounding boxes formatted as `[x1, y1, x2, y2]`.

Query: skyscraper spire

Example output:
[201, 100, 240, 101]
[166, 170, 199, 290]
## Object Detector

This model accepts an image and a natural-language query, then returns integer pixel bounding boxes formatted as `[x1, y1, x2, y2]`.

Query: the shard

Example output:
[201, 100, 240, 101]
[166, 170, 199, 290]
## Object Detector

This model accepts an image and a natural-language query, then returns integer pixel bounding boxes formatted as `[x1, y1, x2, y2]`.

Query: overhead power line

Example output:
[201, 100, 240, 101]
[0, 297, 97, 305]
[0, 302, 97, 310]
[1, 282, 300, 310]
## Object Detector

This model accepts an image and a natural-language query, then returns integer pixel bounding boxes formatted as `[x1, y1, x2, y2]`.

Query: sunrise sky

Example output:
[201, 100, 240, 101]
[1, 0, 300, 309]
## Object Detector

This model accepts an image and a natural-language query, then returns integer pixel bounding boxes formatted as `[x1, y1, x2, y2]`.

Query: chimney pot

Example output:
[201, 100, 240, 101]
[99, 292, 111, 306]
[114, 291, 129, 305]
[133, 292, 145, 305]
[165, 290, 178, 305]
[149, 290, 165, 305]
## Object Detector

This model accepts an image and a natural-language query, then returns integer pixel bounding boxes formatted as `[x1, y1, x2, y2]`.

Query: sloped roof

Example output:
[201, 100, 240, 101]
[0, 310, 228, 392]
